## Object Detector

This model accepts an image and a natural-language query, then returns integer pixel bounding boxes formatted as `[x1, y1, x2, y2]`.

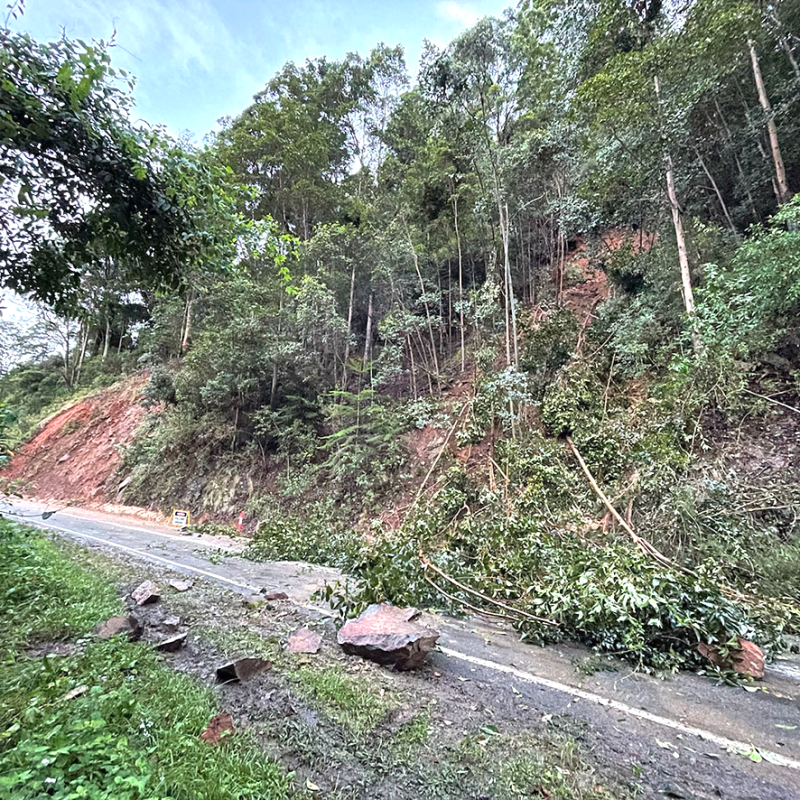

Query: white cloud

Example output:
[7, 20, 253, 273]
[436, 1, 481, 28]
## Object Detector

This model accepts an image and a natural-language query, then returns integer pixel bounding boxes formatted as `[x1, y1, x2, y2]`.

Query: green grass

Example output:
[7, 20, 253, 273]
[292, 664, 397, 736]
[0, 520, 290, 800]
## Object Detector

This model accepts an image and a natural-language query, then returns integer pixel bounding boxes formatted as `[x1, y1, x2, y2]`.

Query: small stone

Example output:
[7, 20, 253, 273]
[162, 615, 182, 632]
[337, 603, 439, 670]
[169, 579, 192, 592]
[698, 637, 765, 680]
[63, 685, 88, 701]
[288, 627, 323, 654]
[261, 591, 288, 601]
[155, 633, 187, 652]
[215, 657, 272, 683]
[200, 712, 234, 745]
[93, 615, 143, 641]
[131, 580, 160, 606]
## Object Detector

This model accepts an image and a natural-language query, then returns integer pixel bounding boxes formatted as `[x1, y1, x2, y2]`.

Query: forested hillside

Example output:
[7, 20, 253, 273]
[3, 0, 800, 674]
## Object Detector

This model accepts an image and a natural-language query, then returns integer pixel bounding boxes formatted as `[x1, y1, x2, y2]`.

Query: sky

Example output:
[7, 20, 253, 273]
[11, 0, 511, 139]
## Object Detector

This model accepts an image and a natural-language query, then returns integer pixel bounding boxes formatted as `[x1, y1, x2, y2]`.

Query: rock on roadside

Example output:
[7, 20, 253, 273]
[131, 580, 160, 606]
[155, 633, 188, 653]
[337, 603, 439, 670]
[288, 627, 323, 654]
[698, 637, 765, 680]
[215, 657, 272, 683]
[93, 615, 143, 641]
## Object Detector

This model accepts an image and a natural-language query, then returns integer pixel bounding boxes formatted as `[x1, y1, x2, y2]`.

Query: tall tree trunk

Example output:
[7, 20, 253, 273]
[181, 291, 195, 355]
[342, 263, 356, 387]
[75, 323, 89, 387]
[363, 291, 374, 369]
[404, 222, 440, 388]
[695, 149, 738, 237]
[502, 202, 518, 367]
[102, 314, 111, 359]
[665, 153, 696, 318]
[655, 75, 696, 322]
[749, 38, 792, 204]
[453, 194, 466, 372]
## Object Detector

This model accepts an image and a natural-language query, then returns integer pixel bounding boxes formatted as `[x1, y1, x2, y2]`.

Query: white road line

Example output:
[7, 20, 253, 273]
[439, 646, 800, 770]
[3, 505, 230, 549]
[6, 512, 333, 618]
[5, 514, 259, 592]
[9, 510, 798, 771]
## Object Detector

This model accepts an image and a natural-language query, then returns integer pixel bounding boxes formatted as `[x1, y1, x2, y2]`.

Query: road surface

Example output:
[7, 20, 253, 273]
[4, 496, 800, 798]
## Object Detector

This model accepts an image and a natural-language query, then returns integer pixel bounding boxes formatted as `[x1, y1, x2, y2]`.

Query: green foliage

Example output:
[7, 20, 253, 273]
[321, 387, 409, 499]
[0, 29, 237, 309]
[0, 404, 14, 465]
[342, 488, 781, 673]
[698, 198, 800, 359]
[520, 309, 579, 397]
[246, 500, 362, 569]
[0, 520, 290, 799]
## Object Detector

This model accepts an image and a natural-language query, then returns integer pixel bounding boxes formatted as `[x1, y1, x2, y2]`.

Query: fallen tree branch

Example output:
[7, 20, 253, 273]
[413, 400, 471, 505]
[422, 573, 518, 623]
[565, 436, 689, 574]
[742, 388, 800, 416]
[420, 553, 557, 627]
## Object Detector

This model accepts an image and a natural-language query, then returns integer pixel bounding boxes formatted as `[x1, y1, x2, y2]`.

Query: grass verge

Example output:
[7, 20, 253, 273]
[0, 519, 290, 800]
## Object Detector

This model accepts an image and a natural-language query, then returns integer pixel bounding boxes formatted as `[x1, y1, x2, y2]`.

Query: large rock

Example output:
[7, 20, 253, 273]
[698, 637, 765, 680]
[155, 633, 187, 653]
[337, 604, 439, 670]
[93, 615, 143, 641]
[131, 580, 160, 606]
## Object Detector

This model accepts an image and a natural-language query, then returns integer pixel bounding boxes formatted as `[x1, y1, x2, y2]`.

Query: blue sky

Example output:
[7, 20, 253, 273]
[12, 0, 511, 139]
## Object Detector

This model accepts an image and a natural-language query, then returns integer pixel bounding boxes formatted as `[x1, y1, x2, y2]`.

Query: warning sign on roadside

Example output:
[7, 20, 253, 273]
[171, 509, 190, 527]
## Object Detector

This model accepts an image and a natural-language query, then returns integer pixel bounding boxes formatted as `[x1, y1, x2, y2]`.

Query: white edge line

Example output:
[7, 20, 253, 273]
[5, 505, 235, 550]
[8, 511, 797, 770]
[438, 645, 800, 770]
[5, 513, 258, 592]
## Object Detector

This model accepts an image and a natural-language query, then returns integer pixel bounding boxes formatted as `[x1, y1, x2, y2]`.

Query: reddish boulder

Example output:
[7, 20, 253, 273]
[698, 637, 765, 680]
[337, 604, 439, 670]
[288, 627, 323, 654]
[201, 712, 234, 745]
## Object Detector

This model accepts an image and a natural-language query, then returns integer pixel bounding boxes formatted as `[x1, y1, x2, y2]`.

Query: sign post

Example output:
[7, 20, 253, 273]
[171, 509, 190, 528]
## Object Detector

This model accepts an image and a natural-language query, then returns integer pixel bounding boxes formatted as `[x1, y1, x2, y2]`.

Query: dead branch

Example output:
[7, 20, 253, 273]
[413, 400, 470, 506]
[422, 573, 519, 623]
[742, 388, 800, 416]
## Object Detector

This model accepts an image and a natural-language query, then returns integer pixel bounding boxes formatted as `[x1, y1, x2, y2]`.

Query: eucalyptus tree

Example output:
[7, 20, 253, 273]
[421, 16, 525, 366]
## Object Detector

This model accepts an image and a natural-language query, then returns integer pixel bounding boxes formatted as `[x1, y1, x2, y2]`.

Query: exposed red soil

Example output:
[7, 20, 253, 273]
[562, 228, 656, 324]
[2, 375, 148, 503]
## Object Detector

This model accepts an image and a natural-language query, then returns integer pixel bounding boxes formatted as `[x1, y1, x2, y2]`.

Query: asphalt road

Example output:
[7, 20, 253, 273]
[4, 496, 800, 798]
